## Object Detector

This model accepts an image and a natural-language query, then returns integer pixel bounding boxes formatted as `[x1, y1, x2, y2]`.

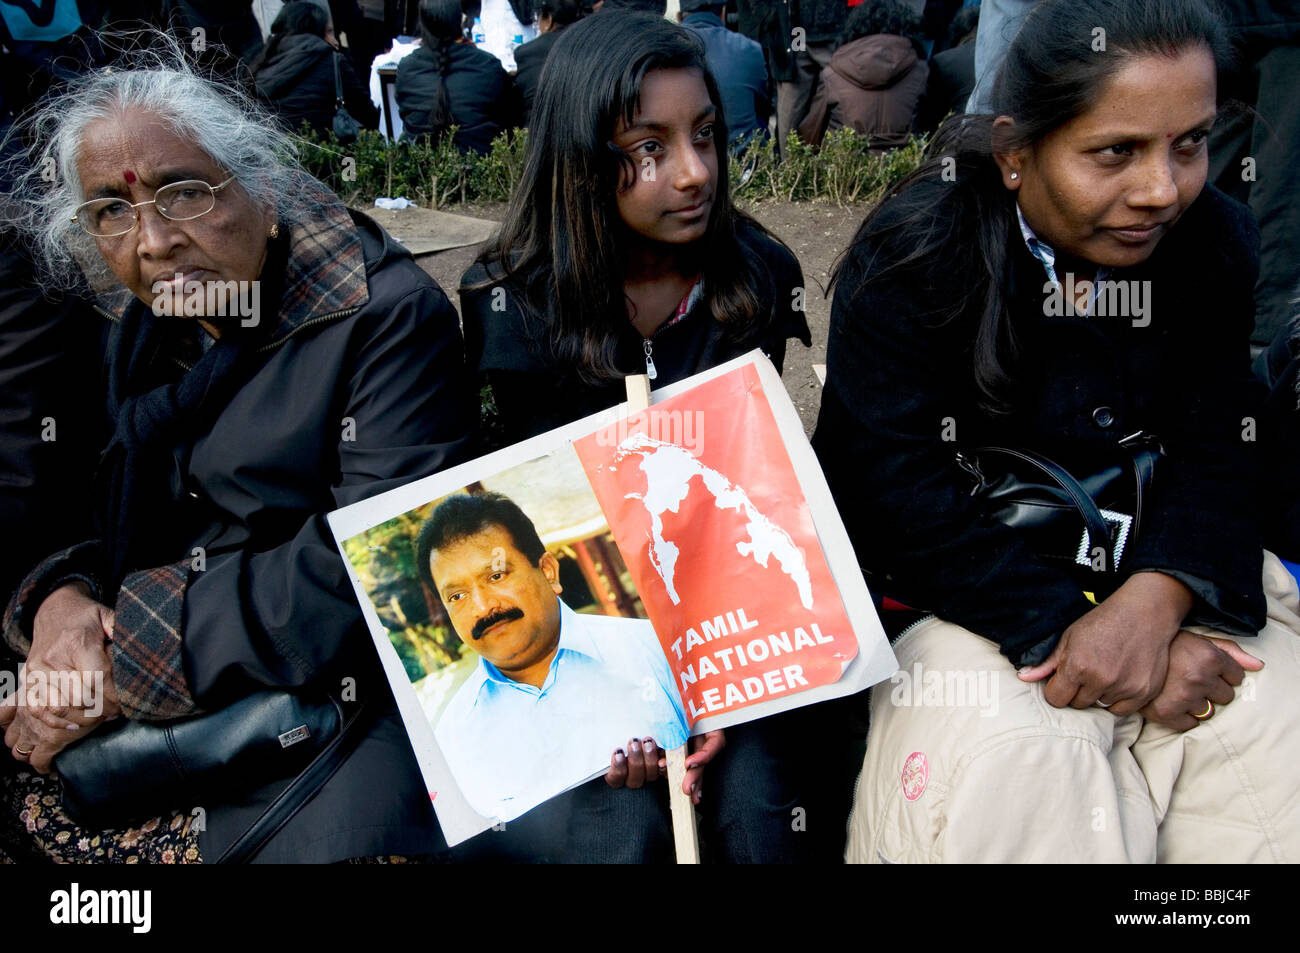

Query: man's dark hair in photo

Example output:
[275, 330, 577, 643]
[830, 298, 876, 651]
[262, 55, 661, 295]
[417, 491, 548, 592]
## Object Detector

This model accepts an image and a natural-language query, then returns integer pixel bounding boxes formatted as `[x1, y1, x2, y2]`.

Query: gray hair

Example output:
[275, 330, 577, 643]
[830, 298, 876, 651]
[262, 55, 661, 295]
[4, 34, 315, 292]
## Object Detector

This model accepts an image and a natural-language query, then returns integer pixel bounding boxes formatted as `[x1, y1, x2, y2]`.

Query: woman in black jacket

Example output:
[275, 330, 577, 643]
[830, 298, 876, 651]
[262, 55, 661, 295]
[0, 45, 473, 863]
[815, 0, 1300, 863]
[252, 1, 380, 137]
[396, 0, 516, 154]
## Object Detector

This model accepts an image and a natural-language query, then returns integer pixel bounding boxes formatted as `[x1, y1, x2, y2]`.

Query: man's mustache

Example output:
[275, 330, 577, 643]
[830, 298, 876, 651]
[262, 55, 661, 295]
[472, 607, 524, 640]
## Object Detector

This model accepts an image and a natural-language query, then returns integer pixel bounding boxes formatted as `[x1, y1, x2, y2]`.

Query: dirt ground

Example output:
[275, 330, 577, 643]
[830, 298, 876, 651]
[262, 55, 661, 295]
[411, 200, 868, 435]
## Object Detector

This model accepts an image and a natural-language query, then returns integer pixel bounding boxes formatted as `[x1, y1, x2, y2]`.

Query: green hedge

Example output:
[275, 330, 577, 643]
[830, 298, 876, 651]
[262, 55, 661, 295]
[730, 129, 927, 205]
[296, 124, 927, 209]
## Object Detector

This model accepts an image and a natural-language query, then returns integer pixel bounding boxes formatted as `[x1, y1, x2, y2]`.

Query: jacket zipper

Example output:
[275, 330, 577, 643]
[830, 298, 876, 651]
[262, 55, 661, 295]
[95, 304, 362, 371]
[892, 613, 938, 648]
[254, 306, 361, 355]
[638, 281, 700, 381]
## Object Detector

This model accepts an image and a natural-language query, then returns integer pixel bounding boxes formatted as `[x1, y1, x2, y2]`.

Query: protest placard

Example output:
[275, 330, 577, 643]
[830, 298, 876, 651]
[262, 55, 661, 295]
[327, 351, 897, 846]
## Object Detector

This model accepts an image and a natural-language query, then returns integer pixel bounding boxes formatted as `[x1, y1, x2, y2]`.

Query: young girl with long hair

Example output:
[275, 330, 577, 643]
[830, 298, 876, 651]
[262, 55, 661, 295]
[461, 12, 810, 445]
[459, 13, 820, 863]
[814, 0, 1300, 862]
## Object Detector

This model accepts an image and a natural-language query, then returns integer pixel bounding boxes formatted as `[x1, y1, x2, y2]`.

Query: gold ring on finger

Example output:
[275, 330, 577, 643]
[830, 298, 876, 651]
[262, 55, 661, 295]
[1193, 700, 1214, 720]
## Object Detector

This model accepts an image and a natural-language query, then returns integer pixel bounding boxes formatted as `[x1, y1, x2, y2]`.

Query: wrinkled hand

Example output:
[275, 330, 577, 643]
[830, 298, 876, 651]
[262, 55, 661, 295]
[605, 736, 666, 789]
[1139, 631, 1262, 732]
[1019, 572, 1194, 714]
[2, 583, 121, 773]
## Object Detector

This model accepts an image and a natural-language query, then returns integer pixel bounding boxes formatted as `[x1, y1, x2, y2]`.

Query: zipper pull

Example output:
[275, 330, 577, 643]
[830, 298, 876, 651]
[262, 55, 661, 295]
[1118, 430, 1163, 454]
[642, 339, 657, 381]
[954, 450, 985, 484]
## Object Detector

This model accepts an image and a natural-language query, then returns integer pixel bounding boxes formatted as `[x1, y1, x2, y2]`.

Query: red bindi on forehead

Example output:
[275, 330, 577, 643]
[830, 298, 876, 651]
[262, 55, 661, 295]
[123, 169, 136, 183]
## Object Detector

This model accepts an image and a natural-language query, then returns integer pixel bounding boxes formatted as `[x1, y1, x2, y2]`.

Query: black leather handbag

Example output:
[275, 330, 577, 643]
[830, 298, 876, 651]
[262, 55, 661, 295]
[332, 52, 362, 145]
[956, 432, 1162, 596]
[54, 689, 368, 861]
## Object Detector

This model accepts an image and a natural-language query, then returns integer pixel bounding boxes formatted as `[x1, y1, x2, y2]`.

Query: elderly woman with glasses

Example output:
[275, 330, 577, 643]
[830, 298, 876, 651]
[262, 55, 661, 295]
[0, 48, 475, 863]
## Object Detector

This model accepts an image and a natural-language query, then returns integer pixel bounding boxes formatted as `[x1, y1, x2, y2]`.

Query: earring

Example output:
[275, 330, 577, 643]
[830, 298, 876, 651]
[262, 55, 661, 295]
[1010, 172, 1019, 181]
[268, 222, 280, 239]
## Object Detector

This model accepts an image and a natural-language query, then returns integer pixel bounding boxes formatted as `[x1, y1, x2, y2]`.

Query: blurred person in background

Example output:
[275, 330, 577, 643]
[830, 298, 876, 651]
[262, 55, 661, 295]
[915, 2, 978, 134]
[514, 0, 584, 124]
[396, 0, 516, 152]
[797, 0, 929, 150]
[679, 1, 769, 149]
[253, 1, 380, 136]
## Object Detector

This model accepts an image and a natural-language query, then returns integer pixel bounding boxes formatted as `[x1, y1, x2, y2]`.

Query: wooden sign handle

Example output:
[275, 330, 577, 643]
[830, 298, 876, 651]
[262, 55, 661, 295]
[666, 745, 701, 864]
[624, 373, 651, 414]
[624, 374, 700, 865]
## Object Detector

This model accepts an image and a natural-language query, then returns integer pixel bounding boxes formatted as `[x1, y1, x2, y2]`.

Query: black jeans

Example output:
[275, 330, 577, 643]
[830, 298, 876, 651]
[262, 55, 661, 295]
[449, 774, 675, 863]
[446, 695, 871, 863]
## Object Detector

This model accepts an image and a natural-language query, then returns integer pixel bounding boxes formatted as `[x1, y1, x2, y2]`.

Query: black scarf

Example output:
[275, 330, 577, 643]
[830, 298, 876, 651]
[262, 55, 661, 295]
[96, 235, 289, 590]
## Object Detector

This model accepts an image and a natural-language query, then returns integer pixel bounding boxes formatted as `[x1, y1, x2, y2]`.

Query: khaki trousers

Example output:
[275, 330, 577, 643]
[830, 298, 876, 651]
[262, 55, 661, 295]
[847, 552, 1300, 863]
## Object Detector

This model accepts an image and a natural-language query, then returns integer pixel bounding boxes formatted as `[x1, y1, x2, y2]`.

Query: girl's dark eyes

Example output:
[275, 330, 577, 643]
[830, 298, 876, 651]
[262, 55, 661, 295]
[1099, 141, 1136, 157]
[627, 125, 715, 155]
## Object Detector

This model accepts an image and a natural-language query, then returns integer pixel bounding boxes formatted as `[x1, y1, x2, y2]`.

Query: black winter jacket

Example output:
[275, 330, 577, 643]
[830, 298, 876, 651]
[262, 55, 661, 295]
[254, 34, 380, 137]
[4, 192, 475, 862]
[459, 221, 812, 446]
[1216, 0, 1300, 42]
[0, 236, 104, 601]
[396, 41, 515, 154]
[813, 179, 1267, 666]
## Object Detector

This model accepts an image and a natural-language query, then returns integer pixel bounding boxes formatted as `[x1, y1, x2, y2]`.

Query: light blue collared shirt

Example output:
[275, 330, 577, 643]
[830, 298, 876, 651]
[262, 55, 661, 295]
[435, 599, 688, 822]
[1016, 202, 1112, 316]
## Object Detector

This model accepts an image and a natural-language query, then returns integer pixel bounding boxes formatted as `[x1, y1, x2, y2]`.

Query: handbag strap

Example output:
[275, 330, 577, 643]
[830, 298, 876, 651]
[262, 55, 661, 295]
[1119, 432, 1162, 548]
[332, 51, 345, 108]
[214, 698, 374, 864]
[968, 446, 1117, 571]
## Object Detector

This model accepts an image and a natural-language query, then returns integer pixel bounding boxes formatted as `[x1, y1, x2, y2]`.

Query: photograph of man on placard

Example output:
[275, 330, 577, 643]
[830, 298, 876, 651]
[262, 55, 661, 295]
[415, 490, 687, 820]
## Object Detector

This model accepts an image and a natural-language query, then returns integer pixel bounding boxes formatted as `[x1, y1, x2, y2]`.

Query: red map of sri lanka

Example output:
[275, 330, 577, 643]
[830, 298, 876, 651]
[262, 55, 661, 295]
[574, 364, 857, 724]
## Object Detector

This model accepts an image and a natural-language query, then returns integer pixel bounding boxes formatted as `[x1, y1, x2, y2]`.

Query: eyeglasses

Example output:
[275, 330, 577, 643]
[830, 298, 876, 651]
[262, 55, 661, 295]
[71, 175, 237, 237]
